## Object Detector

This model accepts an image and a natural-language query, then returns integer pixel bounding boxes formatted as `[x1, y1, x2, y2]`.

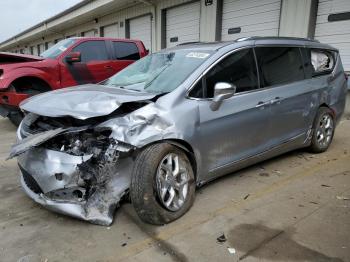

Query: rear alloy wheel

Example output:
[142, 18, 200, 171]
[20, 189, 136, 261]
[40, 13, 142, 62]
[131, 143, 195, 225]
[309, 107, 335, 153]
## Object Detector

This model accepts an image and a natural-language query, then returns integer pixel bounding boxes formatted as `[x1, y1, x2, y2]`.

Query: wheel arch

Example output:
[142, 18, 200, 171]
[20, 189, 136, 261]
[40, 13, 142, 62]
[319, 103, 336, 118]
[10, 76, 52, 94]
[140, 139, 198, 181]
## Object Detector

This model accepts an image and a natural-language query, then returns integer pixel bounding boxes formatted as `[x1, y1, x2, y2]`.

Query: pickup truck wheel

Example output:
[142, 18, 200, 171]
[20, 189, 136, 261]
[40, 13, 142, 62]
[309, 107, 335, 153]
[130, 143, 195, 225]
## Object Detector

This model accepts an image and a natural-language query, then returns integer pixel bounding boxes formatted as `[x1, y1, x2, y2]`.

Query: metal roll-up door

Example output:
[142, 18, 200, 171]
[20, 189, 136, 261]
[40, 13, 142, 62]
[82, 30, 96, 37]
[129, 15, 152, 51]
[103, 23, 119, 38]
[37, 44, 44, 55]
[32, 46, 38, 56]
[315, 0, 350, 72]
[221, 0, 281, 41]
[165, 1, 200, 48]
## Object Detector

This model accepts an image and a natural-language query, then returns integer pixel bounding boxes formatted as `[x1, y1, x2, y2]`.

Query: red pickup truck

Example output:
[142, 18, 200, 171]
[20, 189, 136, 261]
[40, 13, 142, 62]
[0, 37, 148, 125]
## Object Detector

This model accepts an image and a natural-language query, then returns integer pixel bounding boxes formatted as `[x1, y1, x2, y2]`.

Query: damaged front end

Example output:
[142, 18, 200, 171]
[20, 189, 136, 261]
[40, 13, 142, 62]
[14, 114, 135, 225]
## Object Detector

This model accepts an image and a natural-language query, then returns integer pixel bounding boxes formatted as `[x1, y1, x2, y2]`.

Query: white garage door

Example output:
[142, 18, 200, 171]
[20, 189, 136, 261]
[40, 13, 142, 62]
[103, 23, 119, 38]
[48, 42, 55, 48]
[38, 44, 44, 55]
[129, 15, 152, 51]
[221, 0, 281, 41]
[166, 1, 200, 48]
[31, 46, 38, 56]
[82, 30, 96, 37]
[315, 0, 350, 72]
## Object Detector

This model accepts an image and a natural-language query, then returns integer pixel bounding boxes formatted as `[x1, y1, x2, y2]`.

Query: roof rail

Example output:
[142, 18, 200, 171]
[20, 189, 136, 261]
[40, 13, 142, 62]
[235, 36, 255, 42]
[234, 36, 320, 43]
[177, 41, 202, 46]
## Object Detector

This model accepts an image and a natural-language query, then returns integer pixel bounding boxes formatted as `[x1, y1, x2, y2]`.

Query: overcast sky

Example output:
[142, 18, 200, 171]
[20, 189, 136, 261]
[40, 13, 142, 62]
[0, 0, 82, 42]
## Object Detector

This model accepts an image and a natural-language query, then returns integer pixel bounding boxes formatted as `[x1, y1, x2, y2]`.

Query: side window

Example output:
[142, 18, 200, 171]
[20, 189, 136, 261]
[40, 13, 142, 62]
[189, 79, 205, 98]
[255, 46, 304, 87]
[113, 42, 140, 60]
[311, 49, 335, 75]
[72, 41, 109, 63]
[194, 48, 258, 98]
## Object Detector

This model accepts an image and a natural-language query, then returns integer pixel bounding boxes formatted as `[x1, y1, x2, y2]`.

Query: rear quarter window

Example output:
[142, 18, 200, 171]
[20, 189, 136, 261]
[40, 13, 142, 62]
[300, 48, 337, 78]
[113, 42, 140, 60]
[311, 49, 336, 76]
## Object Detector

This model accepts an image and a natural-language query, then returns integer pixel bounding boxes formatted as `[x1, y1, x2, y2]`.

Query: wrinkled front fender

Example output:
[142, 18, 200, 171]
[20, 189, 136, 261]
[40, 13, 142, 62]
[97, 102, 197, 148]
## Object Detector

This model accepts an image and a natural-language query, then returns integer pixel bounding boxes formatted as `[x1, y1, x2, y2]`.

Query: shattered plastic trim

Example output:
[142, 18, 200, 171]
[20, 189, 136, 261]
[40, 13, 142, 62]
[18, 146, 134, 226]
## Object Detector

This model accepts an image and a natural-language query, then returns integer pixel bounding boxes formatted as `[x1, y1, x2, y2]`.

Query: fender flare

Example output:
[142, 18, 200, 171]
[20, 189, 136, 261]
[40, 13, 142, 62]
[2, 68, 56, 90]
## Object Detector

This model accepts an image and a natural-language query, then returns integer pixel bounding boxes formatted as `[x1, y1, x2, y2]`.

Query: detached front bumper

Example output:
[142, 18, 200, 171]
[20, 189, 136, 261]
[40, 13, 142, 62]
[20, 173, 96, 223]
[18, 147, 133, 225]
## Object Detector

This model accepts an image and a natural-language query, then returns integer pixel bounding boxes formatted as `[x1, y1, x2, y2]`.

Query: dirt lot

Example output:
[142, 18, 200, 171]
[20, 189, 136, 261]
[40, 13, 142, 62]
[0, 96, 349, 262]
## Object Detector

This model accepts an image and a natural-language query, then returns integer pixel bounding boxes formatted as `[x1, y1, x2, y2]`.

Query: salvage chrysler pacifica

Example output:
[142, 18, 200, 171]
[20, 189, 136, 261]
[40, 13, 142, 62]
[9, 37, 347, 226]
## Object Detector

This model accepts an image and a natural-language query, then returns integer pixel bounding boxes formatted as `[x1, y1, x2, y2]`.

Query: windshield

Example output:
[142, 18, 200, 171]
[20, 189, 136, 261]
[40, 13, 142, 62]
[103, 49, 214, 93]
[41, 39, 77, 59]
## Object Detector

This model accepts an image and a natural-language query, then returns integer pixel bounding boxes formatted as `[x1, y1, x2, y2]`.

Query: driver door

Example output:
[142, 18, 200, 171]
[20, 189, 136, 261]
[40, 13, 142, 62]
[192, 48, 273, 176]
[62, 40, 114, 86]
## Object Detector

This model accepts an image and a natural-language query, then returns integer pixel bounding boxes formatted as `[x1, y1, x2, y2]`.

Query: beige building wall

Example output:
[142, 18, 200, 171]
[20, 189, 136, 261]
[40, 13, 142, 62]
[1, 0, 320, 54]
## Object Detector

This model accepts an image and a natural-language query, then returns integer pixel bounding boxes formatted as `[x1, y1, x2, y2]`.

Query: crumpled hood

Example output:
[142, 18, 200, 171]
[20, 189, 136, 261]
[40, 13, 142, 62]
[0, 52, 44, 64]
[20, 84, 157, 119]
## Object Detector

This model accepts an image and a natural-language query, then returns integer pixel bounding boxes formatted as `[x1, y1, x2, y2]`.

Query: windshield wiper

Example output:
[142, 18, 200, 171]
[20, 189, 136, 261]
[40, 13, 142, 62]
[144, 64, 170, 90]
[119, 86, 141, 92]
[108, 84, 141, 92]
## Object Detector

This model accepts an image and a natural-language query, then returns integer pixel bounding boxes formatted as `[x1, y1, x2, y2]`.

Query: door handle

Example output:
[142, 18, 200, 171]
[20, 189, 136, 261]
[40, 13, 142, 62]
[270, 97, 284, 105]
[255, 101, 270, 108]
[104, 65, 113, 70]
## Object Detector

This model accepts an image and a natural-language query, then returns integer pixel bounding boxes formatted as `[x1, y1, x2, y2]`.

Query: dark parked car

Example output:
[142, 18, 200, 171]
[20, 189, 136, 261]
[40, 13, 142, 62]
[0, 37, 148, 125]
[9, 37, 347, 226]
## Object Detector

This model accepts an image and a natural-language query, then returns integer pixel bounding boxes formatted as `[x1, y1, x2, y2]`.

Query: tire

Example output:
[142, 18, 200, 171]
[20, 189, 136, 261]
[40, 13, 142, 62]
[8, 111, 24, 126]
[309, 107, 335, 153]
[130, 143, 196, 225]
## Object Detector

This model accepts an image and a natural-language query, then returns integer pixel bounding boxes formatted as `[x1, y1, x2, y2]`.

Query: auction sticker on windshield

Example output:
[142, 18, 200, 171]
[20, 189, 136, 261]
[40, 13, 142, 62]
[186, 52, 210, 59]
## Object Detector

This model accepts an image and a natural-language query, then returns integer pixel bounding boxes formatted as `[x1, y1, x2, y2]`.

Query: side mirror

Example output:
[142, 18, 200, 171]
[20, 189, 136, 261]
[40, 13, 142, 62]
[65, 52, 81, 63]
[210, 82, 236, 111]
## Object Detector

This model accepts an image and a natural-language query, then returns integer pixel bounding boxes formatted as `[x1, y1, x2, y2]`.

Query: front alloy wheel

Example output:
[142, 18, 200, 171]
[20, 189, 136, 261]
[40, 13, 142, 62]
[156, 153, 190, 212]
[130, 143, 195, 225]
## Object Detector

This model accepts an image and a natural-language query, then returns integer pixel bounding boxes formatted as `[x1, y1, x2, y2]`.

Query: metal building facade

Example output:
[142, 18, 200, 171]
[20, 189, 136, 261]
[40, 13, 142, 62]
[0, 0, 349, 71]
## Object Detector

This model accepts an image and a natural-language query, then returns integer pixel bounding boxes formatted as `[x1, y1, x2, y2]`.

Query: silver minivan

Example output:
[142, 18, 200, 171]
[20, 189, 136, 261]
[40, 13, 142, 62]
[10, 37, 347, 226]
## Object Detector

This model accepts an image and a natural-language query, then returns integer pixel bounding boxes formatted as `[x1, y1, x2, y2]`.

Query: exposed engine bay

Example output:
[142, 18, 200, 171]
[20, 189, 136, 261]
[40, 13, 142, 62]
[12, 107, 145, 225]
